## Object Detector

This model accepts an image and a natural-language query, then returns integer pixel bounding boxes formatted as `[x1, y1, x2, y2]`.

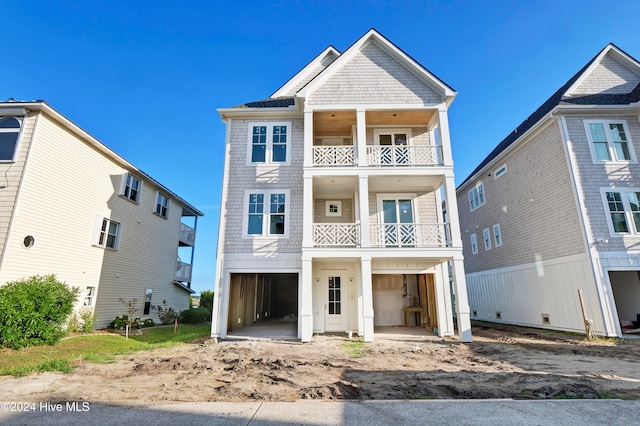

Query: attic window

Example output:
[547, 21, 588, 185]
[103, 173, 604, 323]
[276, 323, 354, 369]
[0, 117, 22, 162]
[494, 164, 507, 179]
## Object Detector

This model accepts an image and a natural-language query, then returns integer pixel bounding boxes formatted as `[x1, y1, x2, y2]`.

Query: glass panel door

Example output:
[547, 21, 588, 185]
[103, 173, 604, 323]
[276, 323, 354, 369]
[382, 198, 415, 246]
[328, 276, 341, 315]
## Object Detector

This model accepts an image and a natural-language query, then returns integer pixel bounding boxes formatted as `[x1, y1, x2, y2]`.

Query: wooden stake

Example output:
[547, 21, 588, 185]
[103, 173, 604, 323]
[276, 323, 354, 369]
[174, 318, 178, 334]
[578, 289, 593, 340]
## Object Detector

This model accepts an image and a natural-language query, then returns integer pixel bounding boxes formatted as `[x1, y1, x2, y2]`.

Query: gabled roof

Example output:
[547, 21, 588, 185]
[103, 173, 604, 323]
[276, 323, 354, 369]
[270, 46, 341, 98]
[0, 100, 203, 216]
[296, 28, 456, 103]
[458, 43, 640, 189]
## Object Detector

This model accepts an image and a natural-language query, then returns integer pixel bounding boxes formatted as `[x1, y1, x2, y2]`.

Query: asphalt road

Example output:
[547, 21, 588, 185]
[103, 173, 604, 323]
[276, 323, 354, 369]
[0, 399, 638, 425]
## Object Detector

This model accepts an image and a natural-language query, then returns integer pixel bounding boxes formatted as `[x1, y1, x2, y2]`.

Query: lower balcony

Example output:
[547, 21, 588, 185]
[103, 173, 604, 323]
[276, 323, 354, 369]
[175, 261, 193, 282]
[311, 223, 450, 248]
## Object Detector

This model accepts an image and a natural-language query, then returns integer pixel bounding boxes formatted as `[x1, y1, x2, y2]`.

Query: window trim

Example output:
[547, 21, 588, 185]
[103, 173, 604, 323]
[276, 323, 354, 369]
[246, 122, 292, 166]
[492, 223, 503, 247]
[0, 116, 23, 163]
[585, 119, 636, 164]
[493, 164, 507, 179]
[94, 217, 121, 250]
[372, 128, 413, 146]
[470, 233, 478, 255]
[119, 172, 143, 204]
[482, 227, 492, 251]
[242, 189, 291, 238]
[600, 187, 640, 236]
[154, 191, 170, 218]
[468, 181, 486, 212]
[84, 287, 96, 307]
[325, 200, 342, 217]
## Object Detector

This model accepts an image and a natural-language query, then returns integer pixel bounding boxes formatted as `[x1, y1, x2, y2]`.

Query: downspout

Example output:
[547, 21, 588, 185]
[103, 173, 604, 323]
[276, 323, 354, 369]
[553, 112, 616, 336]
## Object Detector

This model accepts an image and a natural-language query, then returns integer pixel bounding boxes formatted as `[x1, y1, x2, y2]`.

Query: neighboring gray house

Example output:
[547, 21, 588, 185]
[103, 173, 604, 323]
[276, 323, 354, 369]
[457, 44, 640, 337]
[0, 100, 203, 328]
[211, 29, 472, 342]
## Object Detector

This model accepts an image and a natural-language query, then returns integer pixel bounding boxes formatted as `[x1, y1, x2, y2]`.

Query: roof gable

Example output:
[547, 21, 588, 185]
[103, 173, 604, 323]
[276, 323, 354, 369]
[567, 46, 640, 96]
[298, 29, 455, 105]
[271, 46, 340, 98]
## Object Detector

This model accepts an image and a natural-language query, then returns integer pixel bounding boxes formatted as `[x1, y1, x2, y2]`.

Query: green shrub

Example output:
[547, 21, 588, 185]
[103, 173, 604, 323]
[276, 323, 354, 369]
[109, 315, 141, 330]
[0, 275, 78, 349]
[142, 318, 155, 328]
[79, 308, 98, 333]
[200, 290, 214, 313]
[179, 307, 211, 324]
[152, 302, 180, 325]
[66, 311, 83, 333]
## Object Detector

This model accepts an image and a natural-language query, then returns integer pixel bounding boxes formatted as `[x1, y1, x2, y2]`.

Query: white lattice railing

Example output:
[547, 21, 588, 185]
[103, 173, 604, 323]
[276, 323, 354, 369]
[366, 145, 441, 166]
[370, 223, 450, 248]
[313, 146, 356, 166]
[313, 223, 360, 247]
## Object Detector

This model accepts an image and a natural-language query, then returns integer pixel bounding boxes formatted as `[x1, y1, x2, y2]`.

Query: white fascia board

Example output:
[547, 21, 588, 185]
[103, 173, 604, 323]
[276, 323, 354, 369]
[554, 103, 640, 114]
[297, 29, 454, 100]
[565, 44, 640, 96]
[271, 46, 341, 98]
[5, 102, 203, 216]
[303, 102, 447, 112]
[217, 107, 303, 121]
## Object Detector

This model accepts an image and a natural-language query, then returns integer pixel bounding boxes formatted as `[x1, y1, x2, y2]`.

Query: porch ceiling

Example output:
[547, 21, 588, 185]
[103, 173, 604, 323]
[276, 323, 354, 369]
[314, 111, 355, 137]
[369, 175, 443, 192]
[313, 109, 436, 137]
[314, 176, 358, 198]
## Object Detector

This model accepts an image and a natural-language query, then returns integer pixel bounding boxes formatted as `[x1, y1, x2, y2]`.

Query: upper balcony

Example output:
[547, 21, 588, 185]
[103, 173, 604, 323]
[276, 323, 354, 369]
[310, 109, 445, 168]
[179, 223, 196, 246]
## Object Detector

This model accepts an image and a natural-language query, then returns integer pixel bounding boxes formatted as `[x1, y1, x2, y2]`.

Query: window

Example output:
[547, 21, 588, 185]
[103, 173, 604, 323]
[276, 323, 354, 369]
[374, 128, 411, 165]
[155, 192, 170, 218]
[468, 182, 485, 211]
[244, 190, 289, 237]
[585, 120, 635, 162]
[247, 122, 291, 165]
[143, 288, 152, 315]
[483, 228, 492, 250]
[470, 233, 478, 254]
[326, 201, 342, 217]
[84, 287, 95, 307]
[0, 117, 22, 161]
[601, 188, 640, 235]
[96, 218, 121, 249]
[121, 173, 142, 203]
[494, 164, 507, 179]
[493, 224, 502, 247]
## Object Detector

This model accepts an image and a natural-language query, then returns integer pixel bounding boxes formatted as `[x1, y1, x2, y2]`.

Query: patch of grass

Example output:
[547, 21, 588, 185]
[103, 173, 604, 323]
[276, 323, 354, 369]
[341, 339, 369, 358]
[0, 325, 211, 377]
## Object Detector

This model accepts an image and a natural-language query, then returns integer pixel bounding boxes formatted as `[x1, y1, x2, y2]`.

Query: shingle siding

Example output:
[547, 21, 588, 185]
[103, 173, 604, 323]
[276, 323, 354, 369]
[572, 55, 640, 95]
[309, 42, 443, 105]
[458, 121, 585, 274]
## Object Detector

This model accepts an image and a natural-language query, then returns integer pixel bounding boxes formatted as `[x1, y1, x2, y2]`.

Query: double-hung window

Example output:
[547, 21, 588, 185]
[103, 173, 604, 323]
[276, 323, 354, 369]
[244, 190, 289, 237]
[493, 224, 503, 247]
[470, 233, 478, 254]
[155, 192, 170, 218]
[0, 117, 22, 162]
[84, 287, 96, 307]
[248, 122, 291, 165]
[96, 218, 121, 249]
[468, 182, 485, 211]
[586, 120, 635, 162]
[602, 188, 640, 235]
[121, 173, 142, 203]
[483, 228, 492, 250]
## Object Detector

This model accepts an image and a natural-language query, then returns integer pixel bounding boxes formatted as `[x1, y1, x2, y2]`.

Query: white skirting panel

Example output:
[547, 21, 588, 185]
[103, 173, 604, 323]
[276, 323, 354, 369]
[466, 253, 607, 334]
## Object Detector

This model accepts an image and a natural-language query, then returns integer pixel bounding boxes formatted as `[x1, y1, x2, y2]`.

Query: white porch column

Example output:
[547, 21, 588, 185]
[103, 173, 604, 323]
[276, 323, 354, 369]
[435, 262, 454, 336]
[358, 176, 370, 247]
[300, 257, 313, 342]
[210, 261, 228, 339]
[437, 107, 453, 167]
[451, 257, 472, 342]
[361, 256, 374, 342]
[304, 108, 313, 168]
[356, 109, 367, 167]
[443, 176, 463, 248]
[303, 176, 314, 248]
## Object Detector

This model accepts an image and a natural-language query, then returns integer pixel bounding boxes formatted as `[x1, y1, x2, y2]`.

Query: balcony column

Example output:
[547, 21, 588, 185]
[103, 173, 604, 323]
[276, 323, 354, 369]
[437, 107, 453, 167]
[356, 109, 367, 167]
[358, 175, 370, 247]
[451, 256, 472, 342]
[304, 107, 313, 168]
[300, 257, 313, 342]
[361, 256, 374, 342]
[303, 176, 314, 248]
[443, 176, 462, 248]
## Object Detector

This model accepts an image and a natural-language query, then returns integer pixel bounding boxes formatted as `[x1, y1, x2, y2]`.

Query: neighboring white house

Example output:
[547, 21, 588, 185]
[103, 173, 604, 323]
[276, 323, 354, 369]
[0, 100, 203, 328]
[457, 44, 640, 338]
[211, 29, 472, 342]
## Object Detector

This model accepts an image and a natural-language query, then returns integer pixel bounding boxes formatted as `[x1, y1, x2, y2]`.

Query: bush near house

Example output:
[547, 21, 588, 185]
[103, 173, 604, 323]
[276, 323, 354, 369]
[0, 275, 78, 350]
[179, 307, 210, 324]
[199, 290, 214, 314]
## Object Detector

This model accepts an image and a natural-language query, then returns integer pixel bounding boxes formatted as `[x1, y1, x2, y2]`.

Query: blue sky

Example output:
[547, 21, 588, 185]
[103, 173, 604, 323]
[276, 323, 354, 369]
[2, 1, 640, 294]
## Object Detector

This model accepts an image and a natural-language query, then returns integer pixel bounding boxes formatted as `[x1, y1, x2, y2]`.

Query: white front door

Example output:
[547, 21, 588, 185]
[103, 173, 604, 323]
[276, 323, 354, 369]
[325, 272, 347, 331]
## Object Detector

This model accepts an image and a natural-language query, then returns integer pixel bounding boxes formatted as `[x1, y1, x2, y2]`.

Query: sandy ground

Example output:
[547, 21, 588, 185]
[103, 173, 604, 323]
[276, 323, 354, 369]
[1, 323, 639, 402]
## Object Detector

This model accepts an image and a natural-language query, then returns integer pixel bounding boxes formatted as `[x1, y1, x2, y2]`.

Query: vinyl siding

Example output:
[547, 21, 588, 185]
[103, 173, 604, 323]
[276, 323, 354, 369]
[0, 113, 188, 328]
[458, 121, 585, 274]
[308, 42, 443, 105]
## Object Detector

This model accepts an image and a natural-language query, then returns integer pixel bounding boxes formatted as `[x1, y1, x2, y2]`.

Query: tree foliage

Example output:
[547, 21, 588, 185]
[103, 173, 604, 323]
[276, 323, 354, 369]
[199, 290, 214, 314]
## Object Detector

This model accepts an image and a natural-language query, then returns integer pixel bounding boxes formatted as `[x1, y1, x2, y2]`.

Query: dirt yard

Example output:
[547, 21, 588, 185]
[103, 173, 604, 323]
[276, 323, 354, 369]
[2, 323, 639, 402]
